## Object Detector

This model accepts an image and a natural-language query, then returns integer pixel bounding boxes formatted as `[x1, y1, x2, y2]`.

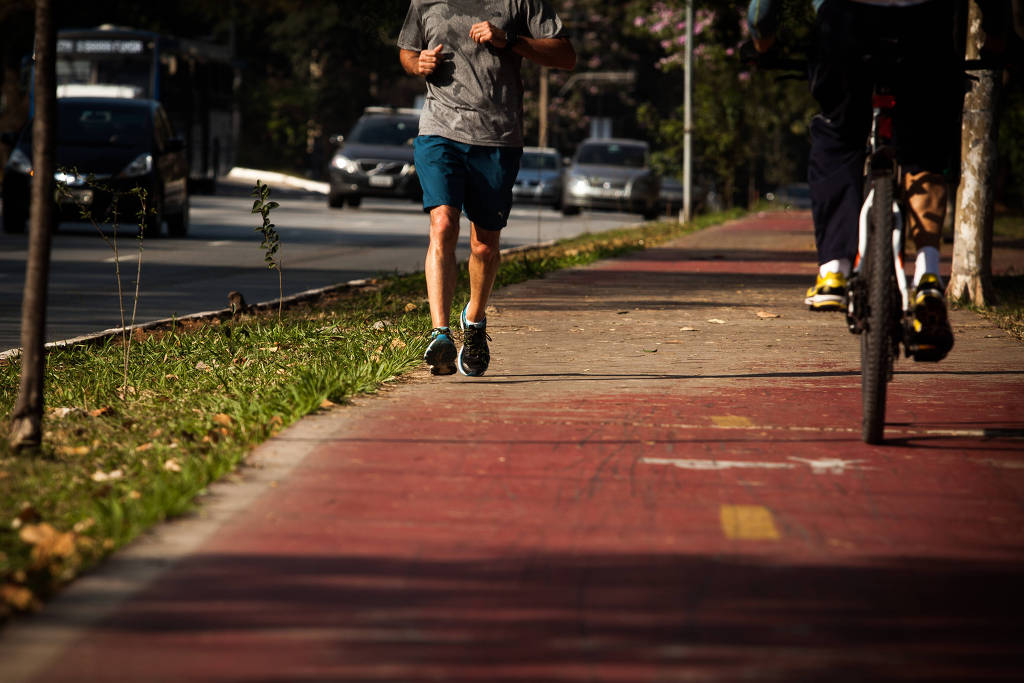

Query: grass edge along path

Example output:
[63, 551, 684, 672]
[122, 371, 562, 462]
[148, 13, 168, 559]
[0, 209, 741, 622]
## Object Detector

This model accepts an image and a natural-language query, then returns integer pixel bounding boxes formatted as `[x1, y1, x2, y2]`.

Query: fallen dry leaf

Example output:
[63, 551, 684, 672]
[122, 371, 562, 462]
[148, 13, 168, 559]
[163, 458, 182, 473]
[707, 319, 727, 324]
[390, 338, 407, 350]
[679, 327, 699, 332]
[73, 518, 95, 533]
[212, 413, 232, 427]
[91, 469, 124, 483]
[195, 361, 212, 372]
[320, 399, 337, 409]
[50, 407, 84, 419]
[756, 310, 781, 319]
[56, 445, 90, 457]
[1, 583, 35, 611]
[88, 406, 113, 417]
[404, 302, 418, 312]
[20, 523, 78, 566]
[136, 442, 153, 452]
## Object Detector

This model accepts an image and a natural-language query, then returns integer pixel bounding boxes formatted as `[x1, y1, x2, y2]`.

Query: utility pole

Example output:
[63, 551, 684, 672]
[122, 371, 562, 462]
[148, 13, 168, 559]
[679, 0, 693, 224]
[538, 66, 549, 148]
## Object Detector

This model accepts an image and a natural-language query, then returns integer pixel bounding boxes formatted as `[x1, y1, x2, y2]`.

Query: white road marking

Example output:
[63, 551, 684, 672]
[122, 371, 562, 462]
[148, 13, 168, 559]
[641, 458, 796, 471]
[641, 457, 871, 476]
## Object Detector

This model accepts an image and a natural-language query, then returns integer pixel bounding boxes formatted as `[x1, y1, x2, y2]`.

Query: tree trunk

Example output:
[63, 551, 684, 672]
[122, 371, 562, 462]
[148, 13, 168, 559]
[9, 0, 56, 451]
[949, 0, 998, 305]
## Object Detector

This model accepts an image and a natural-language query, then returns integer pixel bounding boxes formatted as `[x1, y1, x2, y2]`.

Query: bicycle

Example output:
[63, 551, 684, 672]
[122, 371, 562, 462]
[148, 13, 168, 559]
[743, 43, 938, 445]
[844, 83, 911, 445]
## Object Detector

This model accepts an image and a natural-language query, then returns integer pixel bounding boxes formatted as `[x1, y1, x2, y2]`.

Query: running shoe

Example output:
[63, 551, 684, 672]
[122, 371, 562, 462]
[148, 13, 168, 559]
[457, 307, 491, 377]
[909, 273, 954, 362]
[804, 272, 848, 311]
[424, 327, 457, 375]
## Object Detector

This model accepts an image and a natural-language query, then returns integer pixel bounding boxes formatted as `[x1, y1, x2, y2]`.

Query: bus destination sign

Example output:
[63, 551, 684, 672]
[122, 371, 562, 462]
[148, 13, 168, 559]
[57, 39, 146, 55]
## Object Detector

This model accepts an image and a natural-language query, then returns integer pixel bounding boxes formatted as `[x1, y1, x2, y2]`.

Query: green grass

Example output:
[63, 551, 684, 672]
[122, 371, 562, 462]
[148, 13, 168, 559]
[0, 209, 742, 619]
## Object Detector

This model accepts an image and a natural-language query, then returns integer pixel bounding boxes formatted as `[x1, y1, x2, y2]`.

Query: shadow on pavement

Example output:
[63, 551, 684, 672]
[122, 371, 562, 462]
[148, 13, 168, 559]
[55, 551, 1024, 681]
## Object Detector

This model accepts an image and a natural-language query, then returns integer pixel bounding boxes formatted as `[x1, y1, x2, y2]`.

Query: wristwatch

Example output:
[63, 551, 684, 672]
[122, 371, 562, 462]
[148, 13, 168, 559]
[504, 29, 519, 49]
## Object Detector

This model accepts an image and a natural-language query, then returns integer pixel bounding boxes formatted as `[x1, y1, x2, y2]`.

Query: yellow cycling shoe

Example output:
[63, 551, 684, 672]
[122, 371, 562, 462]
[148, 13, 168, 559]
[804, 272, 848, 311]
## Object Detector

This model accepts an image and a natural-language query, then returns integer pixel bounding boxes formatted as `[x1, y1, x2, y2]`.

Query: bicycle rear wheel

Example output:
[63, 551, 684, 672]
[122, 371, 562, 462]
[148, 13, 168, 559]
[861, 173, 897, 444]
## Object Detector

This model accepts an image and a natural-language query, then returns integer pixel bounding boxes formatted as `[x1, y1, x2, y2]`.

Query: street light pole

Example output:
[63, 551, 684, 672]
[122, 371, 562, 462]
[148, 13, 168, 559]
[680, 0, 693, 224]
[538, 66, 549, 148]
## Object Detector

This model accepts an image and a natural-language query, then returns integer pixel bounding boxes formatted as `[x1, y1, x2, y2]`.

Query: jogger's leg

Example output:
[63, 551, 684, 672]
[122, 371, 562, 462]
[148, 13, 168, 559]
[465, 223, 501, 324]
[426, 205, 461, 329]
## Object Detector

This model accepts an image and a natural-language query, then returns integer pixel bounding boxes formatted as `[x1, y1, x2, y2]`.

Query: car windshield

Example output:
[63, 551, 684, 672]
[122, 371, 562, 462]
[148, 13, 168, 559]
[348, 117, 418, 146]
[57, 103, 151, 147]
[576, 143, 646, 168]
[521, 152, 558, 171]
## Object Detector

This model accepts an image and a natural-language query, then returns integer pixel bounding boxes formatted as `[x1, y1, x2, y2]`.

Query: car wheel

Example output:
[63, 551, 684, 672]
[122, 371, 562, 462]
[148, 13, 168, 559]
[561, 203, 580, 216]
[346, 195, 362, 208]
[167, 194, 190, 238]
[328, 193, 345, 208]
[142, 189, 164, 239]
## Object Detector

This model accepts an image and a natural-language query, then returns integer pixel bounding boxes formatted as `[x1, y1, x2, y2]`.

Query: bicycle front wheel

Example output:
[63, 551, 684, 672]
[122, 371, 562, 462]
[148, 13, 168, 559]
[861, 174, 898, 444]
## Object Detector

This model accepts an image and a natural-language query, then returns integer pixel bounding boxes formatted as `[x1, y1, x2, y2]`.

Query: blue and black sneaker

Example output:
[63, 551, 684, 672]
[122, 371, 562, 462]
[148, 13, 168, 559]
[424, 327, 457, 376]
[457, 307, 491, 377]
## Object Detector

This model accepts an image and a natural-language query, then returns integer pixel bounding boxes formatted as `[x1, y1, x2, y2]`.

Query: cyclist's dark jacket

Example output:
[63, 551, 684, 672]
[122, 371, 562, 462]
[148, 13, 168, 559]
[747, 0, 936, 41]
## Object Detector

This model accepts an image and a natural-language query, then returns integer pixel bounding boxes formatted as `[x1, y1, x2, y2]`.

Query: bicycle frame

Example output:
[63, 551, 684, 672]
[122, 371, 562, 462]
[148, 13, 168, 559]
[847, 92, 912, 341]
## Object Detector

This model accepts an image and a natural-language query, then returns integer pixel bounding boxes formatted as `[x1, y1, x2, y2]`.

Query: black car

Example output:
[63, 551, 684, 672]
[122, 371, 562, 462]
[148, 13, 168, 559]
[2, 97, 189, 237]
[327, 107, 420, 208]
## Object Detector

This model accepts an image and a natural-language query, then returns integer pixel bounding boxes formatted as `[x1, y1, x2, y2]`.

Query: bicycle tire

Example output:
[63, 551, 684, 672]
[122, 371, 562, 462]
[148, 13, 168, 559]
[861, 173, 897, 444]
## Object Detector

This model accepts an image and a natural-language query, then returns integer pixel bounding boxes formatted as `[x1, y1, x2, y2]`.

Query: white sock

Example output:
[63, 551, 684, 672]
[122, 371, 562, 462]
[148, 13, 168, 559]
[913, 247, 941, 287]
[463, 308, 484, 326]
[819, 258, 851, 277]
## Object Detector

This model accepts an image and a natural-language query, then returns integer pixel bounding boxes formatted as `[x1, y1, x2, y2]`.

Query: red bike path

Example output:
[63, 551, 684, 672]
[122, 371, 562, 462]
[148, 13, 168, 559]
[2, 211, 1023, 681]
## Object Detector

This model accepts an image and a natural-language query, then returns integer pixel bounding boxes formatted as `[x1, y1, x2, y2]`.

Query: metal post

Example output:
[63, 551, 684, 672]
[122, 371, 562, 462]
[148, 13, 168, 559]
[680, 0, 693, 224]
[538, 66, 549, 148]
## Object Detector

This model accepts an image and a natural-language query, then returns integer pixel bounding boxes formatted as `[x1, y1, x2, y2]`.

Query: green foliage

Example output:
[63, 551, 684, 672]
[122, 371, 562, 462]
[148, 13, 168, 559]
[251, 180, 284, 319]
[251, 180, 281, 271]
[627, 0, 817, 207]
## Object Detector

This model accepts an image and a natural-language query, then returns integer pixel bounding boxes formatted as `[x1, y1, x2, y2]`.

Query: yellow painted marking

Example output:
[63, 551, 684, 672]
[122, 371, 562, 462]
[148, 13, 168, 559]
[720, 505, 781, 540]
[711, 415, 753, 428]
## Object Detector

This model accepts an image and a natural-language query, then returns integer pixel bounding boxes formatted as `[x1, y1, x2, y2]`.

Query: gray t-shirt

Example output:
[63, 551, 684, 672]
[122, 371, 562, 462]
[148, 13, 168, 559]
[398, 0, 564, 147]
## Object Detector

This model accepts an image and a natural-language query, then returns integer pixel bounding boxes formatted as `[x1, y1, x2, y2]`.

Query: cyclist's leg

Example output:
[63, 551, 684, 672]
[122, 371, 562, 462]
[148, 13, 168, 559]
[805, 0, 874, 309]
[892, 0, 960, 286]
[890, 0, 959, 360]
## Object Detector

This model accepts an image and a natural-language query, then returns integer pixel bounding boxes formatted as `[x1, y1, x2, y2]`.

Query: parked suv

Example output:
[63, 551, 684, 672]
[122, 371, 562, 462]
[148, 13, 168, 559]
[2, 97, 189, 236]
[327, 107, 420, 208]
[561, 138, 660, 219]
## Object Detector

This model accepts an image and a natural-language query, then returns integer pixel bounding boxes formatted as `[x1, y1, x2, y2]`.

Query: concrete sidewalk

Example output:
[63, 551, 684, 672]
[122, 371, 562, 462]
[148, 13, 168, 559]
[3, 211, 1024, 681]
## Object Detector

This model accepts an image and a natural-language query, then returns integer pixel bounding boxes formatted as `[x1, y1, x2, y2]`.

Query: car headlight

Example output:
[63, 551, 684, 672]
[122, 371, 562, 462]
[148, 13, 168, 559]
[570, 176, 590, 194]
[401, 163, 415, 176]
[331, 154, 359, 174]
[54, 170, 88, 187]
[119, 153, 153, 178]
[5, 148, 33, 176]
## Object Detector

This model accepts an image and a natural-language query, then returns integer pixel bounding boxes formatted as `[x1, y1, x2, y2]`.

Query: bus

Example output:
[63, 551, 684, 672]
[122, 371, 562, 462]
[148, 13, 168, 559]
[54, 25, 239, 193]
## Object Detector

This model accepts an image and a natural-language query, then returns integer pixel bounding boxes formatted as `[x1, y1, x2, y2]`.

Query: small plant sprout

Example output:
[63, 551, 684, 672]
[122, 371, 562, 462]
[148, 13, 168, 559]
[55, 169, 149, 395]
[251, 180, 283, 319]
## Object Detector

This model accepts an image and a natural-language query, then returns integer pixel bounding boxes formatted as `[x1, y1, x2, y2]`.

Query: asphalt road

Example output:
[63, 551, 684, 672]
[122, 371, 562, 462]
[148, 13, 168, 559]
[0, 179, 651, 353]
